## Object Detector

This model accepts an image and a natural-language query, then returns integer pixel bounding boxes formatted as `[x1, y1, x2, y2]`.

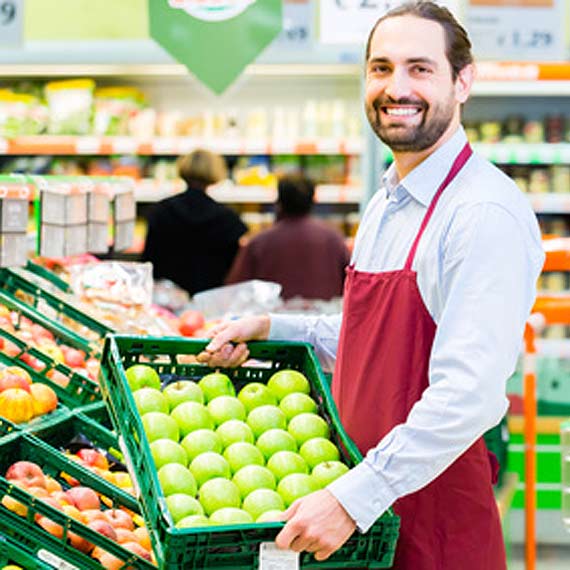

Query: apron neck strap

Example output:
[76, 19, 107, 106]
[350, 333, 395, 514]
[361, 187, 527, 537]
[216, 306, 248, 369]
[404, 142, 473, 271]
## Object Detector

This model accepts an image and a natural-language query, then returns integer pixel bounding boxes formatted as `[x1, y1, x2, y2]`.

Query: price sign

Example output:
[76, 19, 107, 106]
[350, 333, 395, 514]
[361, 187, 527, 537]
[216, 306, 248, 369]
[0, 0, 23, 46]
[466, 0, 566, 61]
[319, 0, 462, 45]
[273, 0, 312, 49]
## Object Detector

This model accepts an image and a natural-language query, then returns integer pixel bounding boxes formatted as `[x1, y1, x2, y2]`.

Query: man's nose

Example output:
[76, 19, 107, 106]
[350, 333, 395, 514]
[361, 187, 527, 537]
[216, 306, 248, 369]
[384, 69, 412, 100]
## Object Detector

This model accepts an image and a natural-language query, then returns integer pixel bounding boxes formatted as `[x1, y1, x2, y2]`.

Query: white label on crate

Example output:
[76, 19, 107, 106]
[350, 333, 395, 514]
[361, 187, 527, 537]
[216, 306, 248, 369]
[258, 542, 299, 570]
[118, 435, 141, 498]
[37, 549, 80, 570]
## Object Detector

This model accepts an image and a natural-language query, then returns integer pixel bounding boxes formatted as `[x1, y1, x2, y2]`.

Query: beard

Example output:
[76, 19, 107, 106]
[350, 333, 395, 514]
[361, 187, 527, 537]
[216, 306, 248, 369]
[365, 95, 455, 152]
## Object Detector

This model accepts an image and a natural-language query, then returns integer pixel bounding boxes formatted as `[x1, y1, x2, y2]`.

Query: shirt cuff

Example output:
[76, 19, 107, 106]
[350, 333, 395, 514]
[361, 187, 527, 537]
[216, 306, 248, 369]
[327, 460, 398, 533]
[268, 313, 307, 342]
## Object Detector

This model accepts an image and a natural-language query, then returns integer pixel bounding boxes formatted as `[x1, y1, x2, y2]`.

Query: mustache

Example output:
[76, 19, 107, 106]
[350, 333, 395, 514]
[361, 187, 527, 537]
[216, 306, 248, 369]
[373, 97, 427, 111]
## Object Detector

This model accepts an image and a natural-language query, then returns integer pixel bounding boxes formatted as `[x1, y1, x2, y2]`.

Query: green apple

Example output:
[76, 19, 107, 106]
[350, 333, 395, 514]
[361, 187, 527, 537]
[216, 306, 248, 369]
[208, 396, 246, 426]
[133, 388, 169, 415]
[190, 452, 231, 487]
[246, 405, 287, 438]
[256, 509, 284, 523]
[312, 461, 350, 488]
[266, 451, 308, 481]
[198, 477, 241, 515]
[125, 364, 161, 391]
[158, 463, 197, 497]
[238, 383, 277, 412]
[277, 473, 319, 507]
[150, 439, 188, 470]
[163, 380, 204, 410]
[279, 393, 318, 421]
[256, 429, 297, 460]
[170, 401, 214, 437]
[299, 438, 340, 469]
[216, 420, 254, 447]
[198, 373, 235, 402]
[181, 429, 223, 462]
[209, 507, 253, 525]
[223, 442, 265, 474]
[242, 489, 285, 521]
[232, 465, 276, 499]
[166, 493, 203, 523]
[176, 514, 209, 528]
[288, 413, 329, 446]
[142, 412, 180, 443]
[267, 370, 310, 401]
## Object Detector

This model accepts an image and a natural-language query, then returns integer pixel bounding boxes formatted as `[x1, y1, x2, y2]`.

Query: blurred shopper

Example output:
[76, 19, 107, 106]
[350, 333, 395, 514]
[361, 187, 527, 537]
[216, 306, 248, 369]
[199, 2, 544, 568]
[226, 174, 350, 300]
[142, 149, 247, 295]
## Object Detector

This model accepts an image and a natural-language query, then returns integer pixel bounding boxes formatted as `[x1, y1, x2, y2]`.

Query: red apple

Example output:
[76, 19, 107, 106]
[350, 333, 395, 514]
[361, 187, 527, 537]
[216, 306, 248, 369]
[0, 388, 35, 423]
[76, 448, 109, 471]
[30, 383, 58, 416]
[63, 347, 85, 368]
[122, 540, 152, 561]
[86, 518, 118, 541]
[178, 310, 205, 337]
[6, 461, 46, 488]
[65, 486, 100, 511]
[104, 508, 134, 530]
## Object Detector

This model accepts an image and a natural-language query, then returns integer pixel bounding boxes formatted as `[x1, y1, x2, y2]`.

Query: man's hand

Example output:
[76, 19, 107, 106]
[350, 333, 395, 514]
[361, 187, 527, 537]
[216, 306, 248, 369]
[196, 315, 271, 367]
[275, 489, 356, 561]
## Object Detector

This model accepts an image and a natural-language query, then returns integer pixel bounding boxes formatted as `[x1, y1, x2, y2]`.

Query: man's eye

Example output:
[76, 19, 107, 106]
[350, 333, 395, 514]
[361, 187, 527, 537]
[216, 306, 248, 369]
[412, 65, 431, 74]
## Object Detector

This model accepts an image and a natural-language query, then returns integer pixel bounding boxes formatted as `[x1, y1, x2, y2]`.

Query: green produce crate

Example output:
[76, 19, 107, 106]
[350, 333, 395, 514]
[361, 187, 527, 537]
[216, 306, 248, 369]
[0, 432, 154, 570]
[0, 267, 112, 356]
[0, 417, 18, 441]
[0, 533, 55, 569]
[484, 416, 509, 487]
[24, 260, 73, 294]
[99, 335, 400, 569]
[0, 328, 101, 427]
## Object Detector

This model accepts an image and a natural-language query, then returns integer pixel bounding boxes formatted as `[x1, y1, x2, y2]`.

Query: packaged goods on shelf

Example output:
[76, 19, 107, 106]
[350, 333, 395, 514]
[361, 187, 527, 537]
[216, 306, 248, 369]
[93, 86, 147, 137]
[44, 79, 95, 136]
[0, 91, 47, 137]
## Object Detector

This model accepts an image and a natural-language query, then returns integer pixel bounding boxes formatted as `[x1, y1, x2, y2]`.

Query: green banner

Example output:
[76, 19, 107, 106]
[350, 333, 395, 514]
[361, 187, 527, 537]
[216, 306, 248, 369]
[149, 0, 282, 94]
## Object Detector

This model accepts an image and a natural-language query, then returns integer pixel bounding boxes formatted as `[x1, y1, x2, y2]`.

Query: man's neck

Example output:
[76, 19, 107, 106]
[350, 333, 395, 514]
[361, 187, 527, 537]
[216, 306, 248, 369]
[392, 122, 461, 181]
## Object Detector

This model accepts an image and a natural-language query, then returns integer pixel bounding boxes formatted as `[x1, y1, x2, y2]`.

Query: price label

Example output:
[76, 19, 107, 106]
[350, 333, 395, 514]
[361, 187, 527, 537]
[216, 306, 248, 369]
[38, 549, 79, 570]
[0, 0, 22, 46]
[466, 0, 566, 61]
[258, 542, 299, 570]
[319, 0, 461, 45]
[273, 0, 312, 49]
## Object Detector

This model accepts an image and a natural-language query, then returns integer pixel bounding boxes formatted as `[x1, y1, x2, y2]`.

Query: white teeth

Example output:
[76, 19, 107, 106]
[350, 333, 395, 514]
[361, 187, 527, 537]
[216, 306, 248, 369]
[385, 108, 420, 116]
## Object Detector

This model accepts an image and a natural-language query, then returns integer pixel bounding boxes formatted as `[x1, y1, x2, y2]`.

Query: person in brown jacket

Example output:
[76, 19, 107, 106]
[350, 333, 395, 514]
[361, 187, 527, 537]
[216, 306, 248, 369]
[226, 174, 350, 300]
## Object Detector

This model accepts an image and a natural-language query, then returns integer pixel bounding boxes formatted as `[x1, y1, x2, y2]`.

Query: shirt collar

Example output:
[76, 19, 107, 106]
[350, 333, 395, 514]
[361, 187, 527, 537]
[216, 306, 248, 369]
[382, 126, 468, 207]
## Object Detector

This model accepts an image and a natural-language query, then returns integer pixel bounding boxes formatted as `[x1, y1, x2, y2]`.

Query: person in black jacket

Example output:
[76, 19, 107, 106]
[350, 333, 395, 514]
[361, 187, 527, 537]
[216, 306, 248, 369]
[142, 149, 247, 296]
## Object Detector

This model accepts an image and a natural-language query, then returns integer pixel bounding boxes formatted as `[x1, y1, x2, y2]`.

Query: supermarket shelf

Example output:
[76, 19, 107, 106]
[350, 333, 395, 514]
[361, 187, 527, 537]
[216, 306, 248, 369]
[385, 143, 570, 165]
[527, 194, 570, 214]
[0, 136, 363, 156]
[136, 180, 362, 204]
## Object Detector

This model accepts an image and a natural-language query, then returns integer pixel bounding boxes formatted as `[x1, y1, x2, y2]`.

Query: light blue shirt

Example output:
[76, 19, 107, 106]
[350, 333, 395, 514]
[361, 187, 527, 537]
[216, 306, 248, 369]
[269, 126, 544, 532]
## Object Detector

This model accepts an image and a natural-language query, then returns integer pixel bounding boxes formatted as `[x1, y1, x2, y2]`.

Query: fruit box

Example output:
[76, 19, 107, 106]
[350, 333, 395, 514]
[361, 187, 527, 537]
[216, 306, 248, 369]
[99, 335, 400, 569]
[0, 532, 55, 570]
[0, 432, 155, 570]
[0, 328, 101, 430]
[0, 267, 112, 356]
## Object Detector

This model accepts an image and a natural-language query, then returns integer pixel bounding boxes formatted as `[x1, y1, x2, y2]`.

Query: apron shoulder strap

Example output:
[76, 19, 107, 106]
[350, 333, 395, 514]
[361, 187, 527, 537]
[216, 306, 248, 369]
[404, 143, 473, 271]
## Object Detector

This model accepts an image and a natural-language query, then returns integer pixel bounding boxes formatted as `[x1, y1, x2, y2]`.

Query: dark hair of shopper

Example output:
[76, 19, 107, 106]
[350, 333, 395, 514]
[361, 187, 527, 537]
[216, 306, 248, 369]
[177, 148, 228, 189]
[365, 1, 473, 80]
[277, 174, 315, 217]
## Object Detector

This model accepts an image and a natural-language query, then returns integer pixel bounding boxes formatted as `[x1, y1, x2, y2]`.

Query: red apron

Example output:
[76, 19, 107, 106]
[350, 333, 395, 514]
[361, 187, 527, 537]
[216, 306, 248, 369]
[331, 143, 506, 569]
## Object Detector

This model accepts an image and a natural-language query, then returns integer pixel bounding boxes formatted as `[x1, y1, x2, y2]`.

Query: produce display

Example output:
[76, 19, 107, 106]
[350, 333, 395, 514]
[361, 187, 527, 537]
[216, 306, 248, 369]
[127, 364, 350, 527]
[0, 365, 58, 424]
[0, 301, 98, 382]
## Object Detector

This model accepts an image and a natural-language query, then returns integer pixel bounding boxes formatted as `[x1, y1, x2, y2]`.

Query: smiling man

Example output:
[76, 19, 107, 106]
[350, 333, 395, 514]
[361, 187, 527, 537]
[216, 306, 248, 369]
[199, 2, 544, 568]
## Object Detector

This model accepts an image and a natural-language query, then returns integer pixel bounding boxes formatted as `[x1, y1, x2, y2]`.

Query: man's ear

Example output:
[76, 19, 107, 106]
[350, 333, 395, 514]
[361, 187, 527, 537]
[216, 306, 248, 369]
[455, 63, 474, 104]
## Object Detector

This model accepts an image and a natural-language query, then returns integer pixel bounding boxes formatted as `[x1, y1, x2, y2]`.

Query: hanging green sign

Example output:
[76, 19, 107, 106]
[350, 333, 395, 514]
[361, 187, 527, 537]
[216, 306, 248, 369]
[149, 0, 282, 94]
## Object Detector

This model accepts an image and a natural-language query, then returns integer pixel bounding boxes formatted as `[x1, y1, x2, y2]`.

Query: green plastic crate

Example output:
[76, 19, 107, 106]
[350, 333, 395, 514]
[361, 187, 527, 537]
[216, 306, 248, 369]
[99, 335, 400, 569]
[0, 432, 154, 570]
[0, 267, 112, 356]
[0, 533, 55, 569]
[484, 416, 509, 487]
[24, 260, 73, 294]
[0, 418, 19, 442]
[0, 329, 101, 429]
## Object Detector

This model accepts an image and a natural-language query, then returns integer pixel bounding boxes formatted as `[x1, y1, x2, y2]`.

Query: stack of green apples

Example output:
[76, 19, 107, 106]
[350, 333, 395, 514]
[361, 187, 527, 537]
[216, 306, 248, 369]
[126, 365, 350, 528]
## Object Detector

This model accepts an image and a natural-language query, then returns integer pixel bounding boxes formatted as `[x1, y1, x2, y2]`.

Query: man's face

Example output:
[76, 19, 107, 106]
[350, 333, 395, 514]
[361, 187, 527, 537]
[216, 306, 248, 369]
[365, 16, 466, 153]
